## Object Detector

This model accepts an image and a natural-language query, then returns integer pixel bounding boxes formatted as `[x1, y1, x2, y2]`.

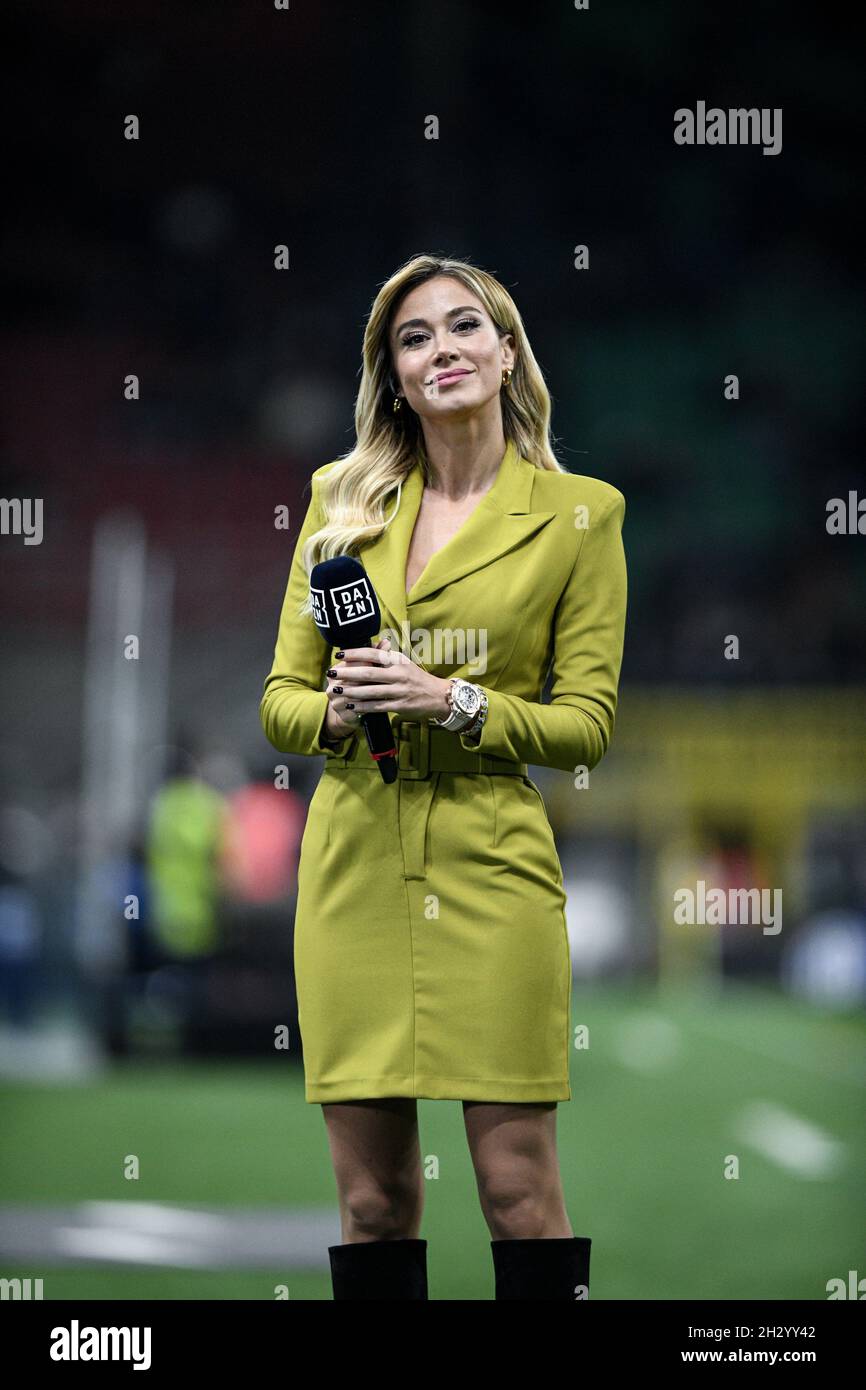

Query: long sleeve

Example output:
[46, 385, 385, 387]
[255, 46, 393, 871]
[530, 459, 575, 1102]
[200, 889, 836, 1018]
[458, 490, 627, 773]
[259, 475, 356, 760]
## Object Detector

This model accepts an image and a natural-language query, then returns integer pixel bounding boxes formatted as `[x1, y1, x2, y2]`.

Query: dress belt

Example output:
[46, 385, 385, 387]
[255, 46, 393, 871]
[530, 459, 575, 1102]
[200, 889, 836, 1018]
[328, 719, 527, 780]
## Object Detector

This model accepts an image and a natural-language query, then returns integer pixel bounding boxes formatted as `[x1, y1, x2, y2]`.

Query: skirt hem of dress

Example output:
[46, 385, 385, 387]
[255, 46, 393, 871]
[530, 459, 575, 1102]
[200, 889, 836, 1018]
[304, 1075, 571, 1103]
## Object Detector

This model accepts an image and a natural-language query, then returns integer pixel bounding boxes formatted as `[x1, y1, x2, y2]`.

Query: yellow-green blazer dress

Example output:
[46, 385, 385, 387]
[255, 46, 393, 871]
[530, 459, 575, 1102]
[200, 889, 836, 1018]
[260, 438, 627, 1104]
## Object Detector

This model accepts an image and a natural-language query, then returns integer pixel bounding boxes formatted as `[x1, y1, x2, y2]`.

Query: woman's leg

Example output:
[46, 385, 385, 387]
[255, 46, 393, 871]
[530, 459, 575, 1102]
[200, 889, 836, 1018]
[464, 1101, 590, 1299]
[462, 1100, 572, 1238]
[322, 1098, 425, 1242]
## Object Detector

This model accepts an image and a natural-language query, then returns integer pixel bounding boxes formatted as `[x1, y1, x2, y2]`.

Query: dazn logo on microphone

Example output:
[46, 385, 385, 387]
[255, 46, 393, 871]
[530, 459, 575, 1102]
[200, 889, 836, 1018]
[330, 577, 375, 626]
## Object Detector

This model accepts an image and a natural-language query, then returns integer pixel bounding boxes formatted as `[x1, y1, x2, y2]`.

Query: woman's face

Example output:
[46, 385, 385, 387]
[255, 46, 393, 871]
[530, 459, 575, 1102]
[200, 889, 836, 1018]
[388, 275, 515, 421]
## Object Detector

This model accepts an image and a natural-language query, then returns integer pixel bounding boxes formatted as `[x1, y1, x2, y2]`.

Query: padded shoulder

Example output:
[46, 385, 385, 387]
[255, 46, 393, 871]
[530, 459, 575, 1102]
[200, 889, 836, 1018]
[531, 466, 625, 516]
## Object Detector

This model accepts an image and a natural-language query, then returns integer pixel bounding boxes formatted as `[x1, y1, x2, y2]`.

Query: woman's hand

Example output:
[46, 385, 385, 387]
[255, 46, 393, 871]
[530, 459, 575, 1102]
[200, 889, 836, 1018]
[323, 701, 356, 742]
[325, 637, 452, 725]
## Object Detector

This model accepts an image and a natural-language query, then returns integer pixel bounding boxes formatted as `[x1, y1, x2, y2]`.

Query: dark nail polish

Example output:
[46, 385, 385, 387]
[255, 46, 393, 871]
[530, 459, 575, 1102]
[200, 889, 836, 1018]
[326, 667, 337, 677]
[335, 649, 345, 658]
[346, 702, 355, 709]
[334, 685, 343, 694]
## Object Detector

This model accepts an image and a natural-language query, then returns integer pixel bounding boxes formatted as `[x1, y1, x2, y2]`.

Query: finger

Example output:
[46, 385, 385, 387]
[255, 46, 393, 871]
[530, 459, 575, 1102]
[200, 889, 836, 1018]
[329, 648, 406, 681]
[342, 646, 402, 666]
[328, 690, 359, 722]
[339, 647, 383, 663]
[340, 685, 403, 705]
[335, 664, 398, 686]
[344, 698, 402, 715]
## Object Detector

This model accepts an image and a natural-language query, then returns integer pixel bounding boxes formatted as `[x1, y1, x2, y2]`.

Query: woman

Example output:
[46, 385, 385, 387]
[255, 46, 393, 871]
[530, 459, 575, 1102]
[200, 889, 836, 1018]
[260, 253, 627, 1300]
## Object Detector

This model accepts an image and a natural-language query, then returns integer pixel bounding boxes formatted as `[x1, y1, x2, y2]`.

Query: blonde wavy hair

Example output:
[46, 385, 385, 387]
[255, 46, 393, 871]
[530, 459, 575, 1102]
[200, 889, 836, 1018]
[296, 252, 568, 617]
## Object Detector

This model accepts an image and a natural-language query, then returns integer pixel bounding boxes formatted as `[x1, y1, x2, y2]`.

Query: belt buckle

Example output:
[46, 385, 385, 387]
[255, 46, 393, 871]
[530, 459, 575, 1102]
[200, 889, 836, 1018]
[397, 719, 430, 778]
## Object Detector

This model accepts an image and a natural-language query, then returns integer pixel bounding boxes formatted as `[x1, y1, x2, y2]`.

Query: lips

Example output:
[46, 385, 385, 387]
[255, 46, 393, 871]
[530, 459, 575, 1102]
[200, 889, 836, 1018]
[435, 369, 472, 383]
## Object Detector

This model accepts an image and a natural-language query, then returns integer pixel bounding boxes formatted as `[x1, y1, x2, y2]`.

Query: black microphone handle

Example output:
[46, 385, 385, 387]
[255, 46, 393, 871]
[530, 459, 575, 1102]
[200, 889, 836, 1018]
[351, 627, 398, 784]
[358, 710, 398, 785]
[326, 623, 397, 784]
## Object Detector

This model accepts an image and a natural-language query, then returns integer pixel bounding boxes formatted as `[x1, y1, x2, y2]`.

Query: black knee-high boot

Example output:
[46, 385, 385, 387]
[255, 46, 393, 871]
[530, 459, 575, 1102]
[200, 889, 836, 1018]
[328, 1238, 429, 1300]
[490, 1236, 591, 1300]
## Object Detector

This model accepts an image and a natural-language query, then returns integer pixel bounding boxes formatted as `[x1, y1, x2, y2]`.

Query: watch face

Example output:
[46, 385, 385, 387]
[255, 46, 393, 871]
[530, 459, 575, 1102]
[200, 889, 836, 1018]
[454, 682, 480, 716]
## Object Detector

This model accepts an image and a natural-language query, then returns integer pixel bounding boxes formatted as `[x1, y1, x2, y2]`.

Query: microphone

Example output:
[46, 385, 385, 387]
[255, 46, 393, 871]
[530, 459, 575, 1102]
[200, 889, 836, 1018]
[309, 556, 398, 784]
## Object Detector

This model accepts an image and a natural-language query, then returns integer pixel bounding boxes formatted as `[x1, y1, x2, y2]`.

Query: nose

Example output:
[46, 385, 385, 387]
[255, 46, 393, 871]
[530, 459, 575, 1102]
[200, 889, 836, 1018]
[432, 339, 459, 361]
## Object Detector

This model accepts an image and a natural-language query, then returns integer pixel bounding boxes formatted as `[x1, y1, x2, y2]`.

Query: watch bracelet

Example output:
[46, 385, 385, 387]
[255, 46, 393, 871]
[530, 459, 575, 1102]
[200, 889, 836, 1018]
[463, 686, 489, 738]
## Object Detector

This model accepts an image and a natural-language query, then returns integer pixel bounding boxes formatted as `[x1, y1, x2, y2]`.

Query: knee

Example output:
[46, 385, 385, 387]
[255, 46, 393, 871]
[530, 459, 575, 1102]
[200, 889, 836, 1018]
[341, 1174, 420, 1240]
[478, 1175, 549, 1239]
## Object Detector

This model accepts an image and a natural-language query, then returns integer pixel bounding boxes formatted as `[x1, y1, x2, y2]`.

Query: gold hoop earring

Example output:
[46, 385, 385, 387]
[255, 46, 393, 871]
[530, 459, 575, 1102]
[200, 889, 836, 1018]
[502, 368, 513, 388]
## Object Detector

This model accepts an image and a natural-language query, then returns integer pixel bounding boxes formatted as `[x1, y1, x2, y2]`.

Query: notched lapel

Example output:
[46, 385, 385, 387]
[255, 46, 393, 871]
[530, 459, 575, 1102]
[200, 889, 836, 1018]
[407, 509, 556, 607]
[360, 439, 557, 630]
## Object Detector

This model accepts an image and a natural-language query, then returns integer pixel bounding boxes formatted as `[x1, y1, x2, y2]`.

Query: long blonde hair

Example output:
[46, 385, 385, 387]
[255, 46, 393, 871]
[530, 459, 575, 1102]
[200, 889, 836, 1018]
[296, 253, 568, 616]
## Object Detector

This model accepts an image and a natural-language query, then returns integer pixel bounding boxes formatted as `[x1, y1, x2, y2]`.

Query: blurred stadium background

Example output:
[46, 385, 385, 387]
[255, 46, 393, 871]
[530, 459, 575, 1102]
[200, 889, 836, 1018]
[1, 0, 863, 1299]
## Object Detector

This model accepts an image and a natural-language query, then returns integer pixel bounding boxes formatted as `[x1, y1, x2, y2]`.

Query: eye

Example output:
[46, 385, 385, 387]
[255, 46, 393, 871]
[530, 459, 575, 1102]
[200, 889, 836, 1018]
[399, 316, 482, 348]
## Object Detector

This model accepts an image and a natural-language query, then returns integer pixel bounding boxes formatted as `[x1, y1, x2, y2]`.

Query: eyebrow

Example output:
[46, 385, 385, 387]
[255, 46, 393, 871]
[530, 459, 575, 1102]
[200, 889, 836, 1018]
[392, 306, 482, 339]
